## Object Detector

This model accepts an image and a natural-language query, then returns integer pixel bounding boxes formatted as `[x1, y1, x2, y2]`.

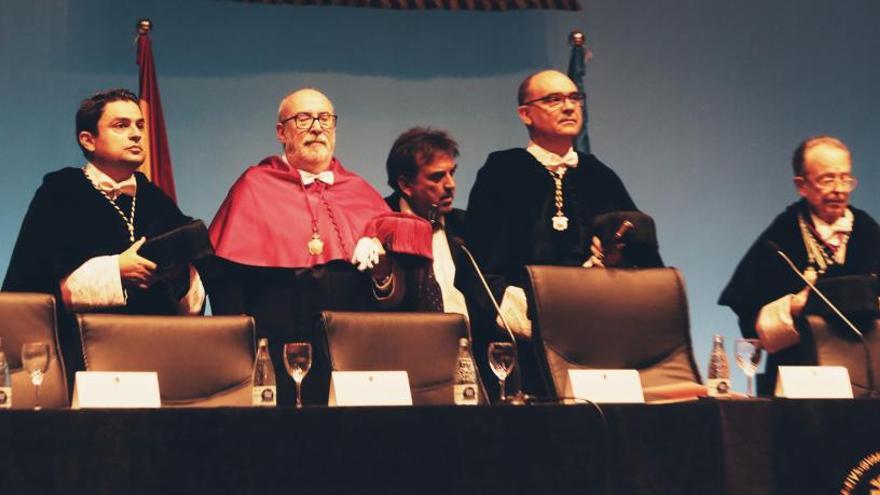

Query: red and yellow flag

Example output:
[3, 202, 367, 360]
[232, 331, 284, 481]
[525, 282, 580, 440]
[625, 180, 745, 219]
[136, 31, 177, 202]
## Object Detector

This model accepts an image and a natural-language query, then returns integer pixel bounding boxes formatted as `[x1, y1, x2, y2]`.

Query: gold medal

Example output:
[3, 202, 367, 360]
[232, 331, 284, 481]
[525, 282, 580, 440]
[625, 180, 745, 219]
[308, 232, 324, 256]
[552, 215, 569, 232]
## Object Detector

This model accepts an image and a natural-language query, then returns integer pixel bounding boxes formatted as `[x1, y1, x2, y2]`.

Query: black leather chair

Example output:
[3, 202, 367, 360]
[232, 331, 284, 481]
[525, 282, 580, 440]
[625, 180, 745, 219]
[0, 292, 69, 409]
[791, 315, 880, 398]
[318, 311, 488, 405]
[524, 266, 702, 400]
[77, 314, 256, 407]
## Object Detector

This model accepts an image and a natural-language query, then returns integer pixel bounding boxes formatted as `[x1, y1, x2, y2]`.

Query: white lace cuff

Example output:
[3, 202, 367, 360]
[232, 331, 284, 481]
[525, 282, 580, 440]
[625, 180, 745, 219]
[755, 294, 801, 353]
[177, 266, 206, 315]
[60, 255, 126, 311]
[497, 285, 532, 340]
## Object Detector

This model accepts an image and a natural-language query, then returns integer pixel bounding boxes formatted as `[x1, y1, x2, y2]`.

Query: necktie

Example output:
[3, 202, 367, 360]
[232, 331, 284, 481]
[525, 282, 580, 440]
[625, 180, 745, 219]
[423, 267, 444, 312]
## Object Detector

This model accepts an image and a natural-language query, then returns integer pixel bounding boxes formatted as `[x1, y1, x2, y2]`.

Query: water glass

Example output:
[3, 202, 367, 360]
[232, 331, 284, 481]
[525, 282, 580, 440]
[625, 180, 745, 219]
[488, 342, 516, 402]
[21, 342, 50, 410]
[735, 339, 764, 397]
[284, 342, 312, 409]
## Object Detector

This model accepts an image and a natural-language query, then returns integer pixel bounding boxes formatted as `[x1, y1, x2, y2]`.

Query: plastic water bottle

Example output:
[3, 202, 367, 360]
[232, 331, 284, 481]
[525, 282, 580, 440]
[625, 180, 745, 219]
[706, 334, 731, 396]
[453, 338, 479, 405]
[0, 338, 11, 409]
[252, 338, 276, 407]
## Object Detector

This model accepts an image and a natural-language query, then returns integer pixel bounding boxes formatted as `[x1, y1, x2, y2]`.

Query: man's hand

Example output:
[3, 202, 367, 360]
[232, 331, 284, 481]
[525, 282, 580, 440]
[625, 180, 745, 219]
[584, 236, 606, 268]
[351, 237, 386, 272]
[790, 286, 810, 318]
[118, 237, 158, 289]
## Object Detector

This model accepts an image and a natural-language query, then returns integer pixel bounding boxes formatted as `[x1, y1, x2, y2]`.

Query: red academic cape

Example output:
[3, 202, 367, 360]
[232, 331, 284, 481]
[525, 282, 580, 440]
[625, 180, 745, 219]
[210, 156, 431, 268]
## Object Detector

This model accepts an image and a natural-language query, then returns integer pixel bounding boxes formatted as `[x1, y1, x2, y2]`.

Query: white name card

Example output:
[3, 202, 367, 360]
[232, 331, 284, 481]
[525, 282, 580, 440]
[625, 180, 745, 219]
[328, 371, 412, 407]
[566, 369, 645, 404]
[72, 371, 162, 409]
[774, 366, 853, 399]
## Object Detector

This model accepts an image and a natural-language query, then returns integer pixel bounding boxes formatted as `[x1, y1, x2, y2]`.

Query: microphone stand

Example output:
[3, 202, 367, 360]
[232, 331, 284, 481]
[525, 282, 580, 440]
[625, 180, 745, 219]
[771, 244, 878, 397]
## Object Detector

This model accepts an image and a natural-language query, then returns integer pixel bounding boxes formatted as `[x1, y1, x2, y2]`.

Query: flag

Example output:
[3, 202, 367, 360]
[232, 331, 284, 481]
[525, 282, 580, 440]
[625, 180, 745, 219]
[567, 37, 591, 155]
[137, 30, 177, 202]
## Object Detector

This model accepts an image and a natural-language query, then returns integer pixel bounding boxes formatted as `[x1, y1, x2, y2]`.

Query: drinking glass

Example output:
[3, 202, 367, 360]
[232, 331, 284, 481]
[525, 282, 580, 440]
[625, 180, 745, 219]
[21, 342, 50, 410]
[735, 339, 764, 397]
[488, 342, 516, 403]
[284, 342, 312, 409]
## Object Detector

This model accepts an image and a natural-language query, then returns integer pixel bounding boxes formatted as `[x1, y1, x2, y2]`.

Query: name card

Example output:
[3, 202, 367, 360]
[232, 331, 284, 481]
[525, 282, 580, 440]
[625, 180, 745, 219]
[566, 369, 645, 404]
[72, 371, 162, 409]
[774, 366, 853, 399]
[328, 371, 412, 407]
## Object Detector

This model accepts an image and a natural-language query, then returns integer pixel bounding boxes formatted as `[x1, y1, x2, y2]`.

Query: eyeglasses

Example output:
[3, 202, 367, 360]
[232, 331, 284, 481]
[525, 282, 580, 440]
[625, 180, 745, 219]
[521, 92, 586, 109]
[279, 112, 338, 130]
[801, 174, 858, 192]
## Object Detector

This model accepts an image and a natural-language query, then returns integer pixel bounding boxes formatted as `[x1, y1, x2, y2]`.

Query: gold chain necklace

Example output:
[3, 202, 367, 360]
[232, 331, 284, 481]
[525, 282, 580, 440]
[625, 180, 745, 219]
[547, 166, 569, 231]
[83, 168, 136, 243]
[299, 180, 324, 256]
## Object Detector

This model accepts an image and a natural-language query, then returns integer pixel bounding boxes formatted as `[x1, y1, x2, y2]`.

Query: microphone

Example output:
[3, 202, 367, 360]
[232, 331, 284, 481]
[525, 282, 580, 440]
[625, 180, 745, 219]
[449, 237, 518, 348]
[766, 240, 877, 396]
[450, 236, 531, 404]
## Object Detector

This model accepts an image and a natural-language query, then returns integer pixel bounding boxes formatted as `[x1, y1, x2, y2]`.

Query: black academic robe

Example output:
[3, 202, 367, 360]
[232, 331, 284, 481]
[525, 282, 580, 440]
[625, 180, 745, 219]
[201, 257, 375, 405]
[3, 167, 193, 384]
[718, 200, 880, 390]
[465, 148, 651, 297]
[465, 148, 653, 397]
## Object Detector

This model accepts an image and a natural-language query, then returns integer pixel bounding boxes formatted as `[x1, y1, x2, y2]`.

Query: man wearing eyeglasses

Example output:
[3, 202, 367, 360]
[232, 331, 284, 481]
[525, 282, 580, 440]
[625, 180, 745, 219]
[720, 136, 880, 383]
[464, 70, 658, 396]
[205, 88, 396, 405]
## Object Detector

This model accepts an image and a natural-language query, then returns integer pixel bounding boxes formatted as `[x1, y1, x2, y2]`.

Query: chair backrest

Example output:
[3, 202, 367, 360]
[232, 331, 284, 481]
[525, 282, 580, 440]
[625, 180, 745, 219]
[0, 292, 69, 409]
[524, 266, 701, 399]
[77, 314, 256, 407]
[318, 311, 487, 405]
[800, 315, 880, 398]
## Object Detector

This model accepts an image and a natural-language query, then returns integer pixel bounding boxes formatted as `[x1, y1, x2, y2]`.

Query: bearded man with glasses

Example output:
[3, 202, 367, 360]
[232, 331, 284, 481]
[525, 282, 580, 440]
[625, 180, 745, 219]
[464, 70, 662, 397]
[720, 135, 880, 391]
[205, 88, 419, 405]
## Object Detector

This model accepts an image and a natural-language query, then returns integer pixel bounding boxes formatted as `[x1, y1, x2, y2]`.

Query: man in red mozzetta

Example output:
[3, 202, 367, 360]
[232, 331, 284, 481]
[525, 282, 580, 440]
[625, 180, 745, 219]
[206, 88, 430, 405]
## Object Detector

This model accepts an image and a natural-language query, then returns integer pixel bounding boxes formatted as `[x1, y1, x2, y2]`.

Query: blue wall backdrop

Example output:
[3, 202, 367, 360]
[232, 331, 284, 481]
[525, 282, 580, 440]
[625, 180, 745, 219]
[2, 0, 879, 390]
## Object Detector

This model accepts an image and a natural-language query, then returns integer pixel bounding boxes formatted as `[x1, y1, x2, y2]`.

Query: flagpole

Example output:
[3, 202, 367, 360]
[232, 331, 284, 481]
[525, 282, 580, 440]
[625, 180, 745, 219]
[567, 30, 591, 155]
[135, 18, 178, 202]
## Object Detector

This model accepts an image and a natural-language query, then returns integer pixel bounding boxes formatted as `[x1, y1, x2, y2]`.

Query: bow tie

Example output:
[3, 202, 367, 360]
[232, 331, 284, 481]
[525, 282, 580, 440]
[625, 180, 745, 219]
[527, 143, 579, 169]
[299, 170, 335, 186]
[544, 150, 579, 168]
[94, 175, 137, 200]
[816, 222, 852, 248]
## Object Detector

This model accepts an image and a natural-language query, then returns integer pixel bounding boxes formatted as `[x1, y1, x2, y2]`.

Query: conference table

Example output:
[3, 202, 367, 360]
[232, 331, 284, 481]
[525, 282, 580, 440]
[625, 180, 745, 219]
[1, 398, 879, 494]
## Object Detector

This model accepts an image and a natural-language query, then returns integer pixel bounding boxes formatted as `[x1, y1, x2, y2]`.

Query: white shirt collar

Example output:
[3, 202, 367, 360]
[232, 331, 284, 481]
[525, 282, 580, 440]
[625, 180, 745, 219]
[526, 141, 579, 168]
[281, 154, 335, 186]
[811, 208, 853, 245]
[83, 163, 137, 200]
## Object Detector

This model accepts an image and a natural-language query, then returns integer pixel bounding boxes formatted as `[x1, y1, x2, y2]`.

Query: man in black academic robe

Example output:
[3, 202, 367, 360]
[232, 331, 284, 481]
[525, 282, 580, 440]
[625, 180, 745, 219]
[374, 127, 503, 398]
[719, 136, 880, 392]
[3, 89, 204, 388]
[465, 70, 662, 397]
